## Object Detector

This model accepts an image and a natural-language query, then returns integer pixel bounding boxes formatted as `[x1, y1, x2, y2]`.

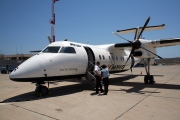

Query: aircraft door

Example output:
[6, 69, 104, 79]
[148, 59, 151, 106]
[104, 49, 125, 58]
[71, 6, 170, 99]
[84, 47, 95, 71]
[83, 47, 97, 86]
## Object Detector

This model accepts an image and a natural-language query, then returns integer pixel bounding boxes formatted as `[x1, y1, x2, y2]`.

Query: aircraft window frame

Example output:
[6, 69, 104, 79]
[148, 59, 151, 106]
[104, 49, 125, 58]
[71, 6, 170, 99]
[99, 55, 102, 60]
[42, 46, 61, 53]
[112, 56, 114, 60]
[103, 55, 105, 60]
[60, 47, 76, 54]
[120, 57, 124, 61]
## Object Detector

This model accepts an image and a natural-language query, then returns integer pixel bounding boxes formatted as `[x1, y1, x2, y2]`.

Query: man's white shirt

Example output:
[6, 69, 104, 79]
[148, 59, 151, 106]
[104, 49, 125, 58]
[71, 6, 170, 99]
[94, 65, 101, 75]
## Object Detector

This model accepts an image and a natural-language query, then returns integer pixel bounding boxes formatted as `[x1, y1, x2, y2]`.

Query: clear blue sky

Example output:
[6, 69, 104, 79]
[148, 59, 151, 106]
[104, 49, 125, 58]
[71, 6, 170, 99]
[0, 0, 180, 58]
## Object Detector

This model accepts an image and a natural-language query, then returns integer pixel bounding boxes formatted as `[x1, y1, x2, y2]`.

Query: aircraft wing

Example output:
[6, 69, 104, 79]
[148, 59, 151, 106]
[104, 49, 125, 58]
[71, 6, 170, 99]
[117, 24, 165, 34]
[152, 38, 180, 48]
[114, 38, 180, 48]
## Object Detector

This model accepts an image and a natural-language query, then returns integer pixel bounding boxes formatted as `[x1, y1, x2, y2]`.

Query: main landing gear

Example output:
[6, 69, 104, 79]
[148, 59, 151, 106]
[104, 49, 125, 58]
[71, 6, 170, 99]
[35, 81, 49, 96]
[143, 58, 155, 84]
[144, 75, 154, 84]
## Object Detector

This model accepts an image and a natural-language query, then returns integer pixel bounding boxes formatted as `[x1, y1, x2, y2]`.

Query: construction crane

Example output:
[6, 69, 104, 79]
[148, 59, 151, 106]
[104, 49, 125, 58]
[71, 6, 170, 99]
[49, 0, 59, 43]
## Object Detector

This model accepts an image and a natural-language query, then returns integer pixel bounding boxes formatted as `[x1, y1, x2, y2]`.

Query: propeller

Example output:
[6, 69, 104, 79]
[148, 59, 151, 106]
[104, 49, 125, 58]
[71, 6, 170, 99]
[140, 46, 163, 59]
[134, 27, 139, 40]
[114, 17, 163, 71]
[137, 17, 150, 40]
[112, 32, 132, 43]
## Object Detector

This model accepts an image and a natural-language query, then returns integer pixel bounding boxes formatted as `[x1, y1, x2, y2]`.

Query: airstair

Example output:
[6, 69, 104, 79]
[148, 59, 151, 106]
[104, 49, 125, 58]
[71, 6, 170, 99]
[85, 61, 97, 86]
[85, 71, 96, 86]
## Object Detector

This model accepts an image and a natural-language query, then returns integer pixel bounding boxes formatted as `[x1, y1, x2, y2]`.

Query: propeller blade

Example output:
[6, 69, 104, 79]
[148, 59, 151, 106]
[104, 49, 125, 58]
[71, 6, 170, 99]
[137, 17, 150, 40]
[112, 32, 132, 43]
[130, 62, 133, 73]
[140, 46, 163, 59]
[125, 48, 135, 65]
[134, 27, 139, 40]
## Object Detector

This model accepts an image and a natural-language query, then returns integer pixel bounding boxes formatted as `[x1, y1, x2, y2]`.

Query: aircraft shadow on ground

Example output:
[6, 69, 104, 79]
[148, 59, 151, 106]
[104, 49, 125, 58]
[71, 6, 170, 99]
[110, 74, 180, 94]
[1, 80, 93, 103]
[1, 75, 180, 103]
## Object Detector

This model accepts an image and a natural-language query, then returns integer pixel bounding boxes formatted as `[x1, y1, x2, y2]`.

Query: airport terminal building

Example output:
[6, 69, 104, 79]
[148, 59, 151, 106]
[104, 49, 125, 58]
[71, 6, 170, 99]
[0, 54, 34, 68]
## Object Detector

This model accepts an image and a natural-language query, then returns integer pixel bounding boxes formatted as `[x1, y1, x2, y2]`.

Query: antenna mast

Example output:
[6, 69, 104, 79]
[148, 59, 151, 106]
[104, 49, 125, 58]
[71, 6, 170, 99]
[50, 0, 59, 43]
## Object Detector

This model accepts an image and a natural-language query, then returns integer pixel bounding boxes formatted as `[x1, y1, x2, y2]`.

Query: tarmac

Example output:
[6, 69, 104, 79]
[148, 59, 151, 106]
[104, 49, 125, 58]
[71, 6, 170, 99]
[0, 65, 180, 120]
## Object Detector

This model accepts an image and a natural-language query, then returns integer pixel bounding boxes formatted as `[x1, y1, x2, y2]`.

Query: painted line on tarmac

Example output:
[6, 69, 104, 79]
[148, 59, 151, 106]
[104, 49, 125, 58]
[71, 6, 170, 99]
[114, 72, 180, 120]
[11, 104, 59, 120]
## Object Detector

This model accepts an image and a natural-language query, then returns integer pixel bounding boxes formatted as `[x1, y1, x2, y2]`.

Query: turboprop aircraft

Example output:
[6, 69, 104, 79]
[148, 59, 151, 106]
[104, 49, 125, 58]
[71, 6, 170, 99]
[9, 17, 180, 95]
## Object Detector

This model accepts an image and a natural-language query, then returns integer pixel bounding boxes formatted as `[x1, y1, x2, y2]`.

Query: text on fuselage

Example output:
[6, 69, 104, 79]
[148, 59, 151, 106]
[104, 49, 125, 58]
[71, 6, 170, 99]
[60, 68, 78, 71]
[110, 65, 125, 70]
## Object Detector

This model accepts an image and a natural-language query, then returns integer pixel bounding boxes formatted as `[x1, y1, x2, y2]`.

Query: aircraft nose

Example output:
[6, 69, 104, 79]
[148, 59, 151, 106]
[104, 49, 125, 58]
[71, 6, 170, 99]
[9, 55, 42, 81]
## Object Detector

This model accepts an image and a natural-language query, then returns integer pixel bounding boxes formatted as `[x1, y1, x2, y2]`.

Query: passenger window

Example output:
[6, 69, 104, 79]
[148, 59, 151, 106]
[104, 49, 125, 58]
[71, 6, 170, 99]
[112, 56, 114, 60]
[42, 46, 60, 53]
[60, 47, 76, 53]
[99, 55, 101, 60]
[120, 57, 124, 61]
[103, 55, 105, 60]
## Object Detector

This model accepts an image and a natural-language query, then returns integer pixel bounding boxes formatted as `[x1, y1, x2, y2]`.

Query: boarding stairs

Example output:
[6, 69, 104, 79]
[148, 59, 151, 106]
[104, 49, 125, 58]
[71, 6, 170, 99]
[85, 61, 97, 86]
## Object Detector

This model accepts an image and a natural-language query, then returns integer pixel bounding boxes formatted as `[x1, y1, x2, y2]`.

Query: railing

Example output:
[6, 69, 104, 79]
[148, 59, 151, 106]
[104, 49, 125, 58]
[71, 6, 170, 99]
[86, 71, 96, 86]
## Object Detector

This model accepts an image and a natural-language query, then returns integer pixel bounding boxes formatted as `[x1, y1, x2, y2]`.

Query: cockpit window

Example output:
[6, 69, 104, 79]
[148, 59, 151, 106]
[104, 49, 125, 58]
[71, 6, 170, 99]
[42, 47, 60, 53]
[60, 47, 76, 53]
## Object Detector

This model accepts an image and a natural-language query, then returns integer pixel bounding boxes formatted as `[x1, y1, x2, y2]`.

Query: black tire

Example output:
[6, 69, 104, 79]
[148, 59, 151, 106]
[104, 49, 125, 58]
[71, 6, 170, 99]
[149, 75, 154, 84]
[144, 75, 149, 84]
[40, 86, 48, 95]
[35, 87, 40, 92]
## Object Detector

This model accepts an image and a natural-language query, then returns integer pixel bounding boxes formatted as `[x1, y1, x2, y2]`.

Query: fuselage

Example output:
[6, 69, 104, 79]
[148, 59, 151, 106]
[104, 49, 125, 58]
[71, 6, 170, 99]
[9, 41, 139, 82]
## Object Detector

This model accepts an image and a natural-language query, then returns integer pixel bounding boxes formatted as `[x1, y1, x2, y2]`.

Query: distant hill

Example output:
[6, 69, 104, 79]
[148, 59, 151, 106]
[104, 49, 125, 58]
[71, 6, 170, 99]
[155, 57, 180, 65]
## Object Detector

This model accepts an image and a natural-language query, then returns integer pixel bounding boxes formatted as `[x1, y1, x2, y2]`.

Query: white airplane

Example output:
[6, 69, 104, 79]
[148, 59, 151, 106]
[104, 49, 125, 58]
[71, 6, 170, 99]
[9, 17, 180, 95]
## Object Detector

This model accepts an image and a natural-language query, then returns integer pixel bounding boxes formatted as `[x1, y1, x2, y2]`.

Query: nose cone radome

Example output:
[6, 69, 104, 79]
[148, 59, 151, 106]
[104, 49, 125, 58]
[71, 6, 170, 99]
[9, 55, 42, 81]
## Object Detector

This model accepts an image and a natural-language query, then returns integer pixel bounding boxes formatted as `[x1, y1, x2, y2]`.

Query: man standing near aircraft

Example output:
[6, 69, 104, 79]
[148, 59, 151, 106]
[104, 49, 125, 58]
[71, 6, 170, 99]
[94, 61, 103, 94]
[101, 65, 110, 95]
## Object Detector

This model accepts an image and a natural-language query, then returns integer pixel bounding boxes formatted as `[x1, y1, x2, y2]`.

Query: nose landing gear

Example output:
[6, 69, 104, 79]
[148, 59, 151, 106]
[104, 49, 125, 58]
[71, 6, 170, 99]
[35, 81, 49, 96]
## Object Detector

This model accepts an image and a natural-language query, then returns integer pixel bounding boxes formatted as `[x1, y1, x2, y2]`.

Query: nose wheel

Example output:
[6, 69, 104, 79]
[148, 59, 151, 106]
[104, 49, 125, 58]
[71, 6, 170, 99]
[35, 83, 49, 96]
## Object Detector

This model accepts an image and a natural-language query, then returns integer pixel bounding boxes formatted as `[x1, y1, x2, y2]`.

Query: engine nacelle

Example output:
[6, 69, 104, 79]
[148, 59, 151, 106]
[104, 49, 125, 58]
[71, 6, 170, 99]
[133, 51, 143, 56]
[133, 47, 157, 59]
